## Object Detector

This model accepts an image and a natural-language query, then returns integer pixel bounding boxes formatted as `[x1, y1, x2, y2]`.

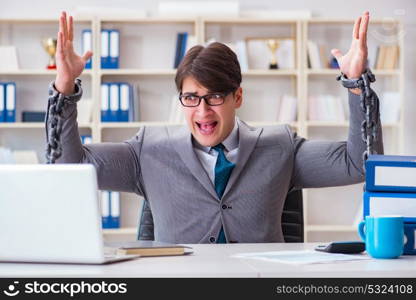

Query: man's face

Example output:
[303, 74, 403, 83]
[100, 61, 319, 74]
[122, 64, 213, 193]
[181, 76, 242, 147]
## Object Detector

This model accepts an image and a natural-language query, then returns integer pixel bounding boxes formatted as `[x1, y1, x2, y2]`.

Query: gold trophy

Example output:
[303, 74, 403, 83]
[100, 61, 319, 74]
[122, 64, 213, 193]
[266, 39, 279, 69]
[42, 38, 57, 69]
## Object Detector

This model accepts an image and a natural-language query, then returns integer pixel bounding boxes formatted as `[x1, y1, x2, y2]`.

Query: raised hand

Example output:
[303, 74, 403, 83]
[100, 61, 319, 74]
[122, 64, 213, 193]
[55, 11, 93, 95]
[331, 11, 369, 81]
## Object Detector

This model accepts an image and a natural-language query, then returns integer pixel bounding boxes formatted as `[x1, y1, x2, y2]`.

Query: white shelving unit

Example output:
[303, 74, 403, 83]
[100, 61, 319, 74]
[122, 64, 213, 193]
[0, 16, 403, 242]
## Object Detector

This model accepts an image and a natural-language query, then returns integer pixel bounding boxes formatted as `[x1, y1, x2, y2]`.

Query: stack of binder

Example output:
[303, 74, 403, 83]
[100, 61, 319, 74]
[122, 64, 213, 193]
[0, 82, 16, 123]
[364, 154, 416, 255]
[100, 82, 137, 122]
[101, 191, 120, 229]
[101, 29, 119, 69]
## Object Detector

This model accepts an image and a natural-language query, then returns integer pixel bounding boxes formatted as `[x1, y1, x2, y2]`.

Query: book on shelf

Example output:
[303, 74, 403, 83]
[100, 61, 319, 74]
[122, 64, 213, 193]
[307, 40, 321, 69]
[82, 29, 92, 69]
[374, 45, 399, 70]
[0, 46, 19, 71]
[308, 95, 345, 122]
[365, 154, 416, 193]
[21, 111, 46, 122]
[101, 191, 120, 229]
[277, 94, 297, 123]
[174, 32, 196, 68]
[246, 38, 295, 70]
[105, 240, 193, 257]
[379, 92, 400, 124]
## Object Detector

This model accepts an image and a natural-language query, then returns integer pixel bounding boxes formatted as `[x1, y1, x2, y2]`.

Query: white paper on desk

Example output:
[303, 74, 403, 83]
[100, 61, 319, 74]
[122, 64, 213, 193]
[232, 250, 370, 265]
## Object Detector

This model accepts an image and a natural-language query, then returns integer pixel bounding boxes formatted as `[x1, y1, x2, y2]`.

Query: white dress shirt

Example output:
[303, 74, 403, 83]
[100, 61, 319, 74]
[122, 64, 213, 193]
[193, 120, 239, 184]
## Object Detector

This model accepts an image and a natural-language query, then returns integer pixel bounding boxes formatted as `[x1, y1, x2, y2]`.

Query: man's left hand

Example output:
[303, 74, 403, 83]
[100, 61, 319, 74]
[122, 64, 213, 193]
[331, 11, 369, 94]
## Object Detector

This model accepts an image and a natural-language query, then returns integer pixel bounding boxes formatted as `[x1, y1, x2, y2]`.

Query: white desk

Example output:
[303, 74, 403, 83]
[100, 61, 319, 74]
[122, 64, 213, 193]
[1, 243, 416, 278]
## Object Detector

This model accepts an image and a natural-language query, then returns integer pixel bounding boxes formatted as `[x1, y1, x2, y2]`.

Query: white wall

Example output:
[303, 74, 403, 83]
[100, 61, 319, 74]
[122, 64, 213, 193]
[2, 0, 416, 154]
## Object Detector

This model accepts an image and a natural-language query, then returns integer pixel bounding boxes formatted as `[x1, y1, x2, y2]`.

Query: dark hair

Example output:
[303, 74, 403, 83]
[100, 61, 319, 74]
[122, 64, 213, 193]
[175, 42, 242, 94]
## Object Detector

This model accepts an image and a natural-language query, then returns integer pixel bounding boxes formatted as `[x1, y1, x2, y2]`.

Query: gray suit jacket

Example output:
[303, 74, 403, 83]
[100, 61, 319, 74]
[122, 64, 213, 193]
[51, 83, 383, 244]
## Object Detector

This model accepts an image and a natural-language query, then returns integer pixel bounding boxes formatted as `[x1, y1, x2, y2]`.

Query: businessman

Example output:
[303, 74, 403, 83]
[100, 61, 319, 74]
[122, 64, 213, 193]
[47, 11, 383, 244]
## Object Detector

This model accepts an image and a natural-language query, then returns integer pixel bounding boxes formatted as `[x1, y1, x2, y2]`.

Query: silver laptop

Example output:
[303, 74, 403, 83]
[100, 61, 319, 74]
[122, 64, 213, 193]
[0, 164, 139, 264]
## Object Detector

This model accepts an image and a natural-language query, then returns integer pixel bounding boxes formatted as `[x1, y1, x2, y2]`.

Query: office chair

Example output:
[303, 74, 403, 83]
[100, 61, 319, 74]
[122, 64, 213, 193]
[137, 189, 304, 243]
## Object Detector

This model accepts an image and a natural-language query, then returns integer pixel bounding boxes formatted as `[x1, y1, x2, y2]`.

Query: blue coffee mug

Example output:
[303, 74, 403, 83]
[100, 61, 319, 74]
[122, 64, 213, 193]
[358, 215, 404, 259]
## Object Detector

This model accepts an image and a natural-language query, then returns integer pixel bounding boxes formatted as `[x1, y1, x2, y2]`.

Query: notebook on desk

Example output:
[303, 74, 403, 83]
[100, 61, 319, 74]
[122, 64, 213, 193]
[0, 164, 139, 265]
[105, 241, 193, 257]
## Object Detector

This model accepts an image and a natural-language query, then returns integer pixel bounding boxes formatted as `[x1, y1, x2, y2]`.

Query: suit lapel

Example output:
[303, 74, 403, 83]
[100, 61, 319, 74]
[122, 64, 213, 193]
[168, 126, 218, 200]
[222, 119, 262, 199]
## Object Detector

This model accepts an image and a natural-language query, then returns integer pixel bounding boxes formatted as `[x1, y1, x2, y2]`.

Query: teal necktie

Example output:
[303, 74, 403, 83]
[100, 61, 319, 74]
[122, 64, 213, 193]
[212, 143, 235, 243]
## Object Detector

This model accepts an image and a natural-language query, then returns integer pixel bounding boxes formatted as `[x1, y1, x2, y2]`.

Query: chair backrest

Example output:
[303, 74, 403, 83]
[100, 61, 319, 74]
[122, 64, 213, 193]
[138, 189, 304, 242]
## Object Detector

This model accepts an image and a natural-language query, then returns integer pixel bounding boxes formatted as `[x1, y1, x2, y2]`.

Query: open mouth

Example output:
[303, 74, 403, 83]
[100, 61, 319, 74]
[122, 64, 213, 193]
[196, 121, 218, 135]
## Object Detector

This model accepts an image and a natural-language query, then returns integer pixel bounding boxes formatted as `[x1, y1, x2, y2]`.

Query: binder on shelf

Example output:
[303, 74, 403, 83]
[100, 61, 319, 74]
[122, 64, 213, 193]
[109, 83, 119, 122]
[82, 29, 92, 69]
[173, 32, 185, 68]
[100, 83, 110, 122]
[101, 30, 110, 68]
[119, 83, 130, 122]
[363, 191, 416, 223]
[80, 135, 92, 145]
[109, 30, 120, 69]
[101, 191, 111, 229]
[109, 191, 120, 228]
[0, 83, 4, 122]
[365, 155, 416, 193]
[5, 82, 16, 123]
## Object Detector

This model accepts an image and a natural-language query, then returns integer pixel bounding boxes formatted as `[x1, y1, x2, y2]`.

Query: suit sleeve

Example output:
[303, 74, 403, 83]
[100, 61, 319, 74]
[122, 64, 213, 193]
[46, 81, 145, 195]
[290, 91, 384, 189]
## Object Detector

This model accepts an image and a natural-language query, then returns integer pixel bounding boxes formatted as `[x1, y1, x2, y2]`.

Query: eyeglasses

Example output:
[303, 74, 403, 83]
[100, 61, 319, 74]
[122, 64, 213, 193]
[179, 92, 230, 107]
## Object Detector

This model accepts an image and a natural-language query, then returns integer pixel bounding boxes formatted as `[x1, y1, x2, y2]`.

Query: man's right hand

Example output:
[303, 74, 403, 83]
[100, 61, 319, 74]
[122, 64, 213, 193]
[55, 11, 93, 95]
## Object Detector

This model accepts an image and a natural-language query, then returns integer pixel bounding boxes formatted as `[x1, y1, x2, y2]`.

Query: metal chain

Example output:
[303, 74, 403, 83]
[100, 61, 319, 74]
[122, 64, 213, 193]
[45, 79, 81, 164]
[337, 69, 379, 173]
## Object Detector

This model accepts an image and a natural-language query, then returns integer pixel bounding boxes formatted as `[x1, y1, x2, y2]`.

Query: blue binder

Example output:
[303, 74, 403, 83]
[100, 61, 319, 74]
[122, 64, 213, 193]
[0, 83, 4, 122]
[5, 82, 16, 122]
[109, 83, 119, 122]
[363, 191, 416, 223]
[80, 135, 92, 144]
[109, 30, 120, 69]
[100, 83, 111, 122]
[118, 82, 130, 122]
[82, 29, 92, 69]
[173, 33, 185, 68]
[101, 30, 110, 69]
[366, 154, 416, 192]
[109, 191, 120, 228]
[101, 191, 111, 229]
[404, 223, 416, 255]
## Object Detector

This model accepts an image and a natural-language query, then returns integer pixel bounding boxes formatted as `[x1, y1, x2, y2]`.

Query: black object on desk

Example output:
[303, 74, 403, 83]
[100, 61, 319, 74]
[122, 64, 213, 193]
[315, 241, 365, 254]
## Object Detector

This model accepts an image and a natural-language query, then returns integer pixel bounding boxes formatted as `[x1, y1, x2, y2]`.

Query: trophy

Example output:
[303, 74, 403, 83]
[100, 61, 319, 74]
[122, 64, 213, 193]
[42, 38, 57, 69]
[266, 39, 279, 69]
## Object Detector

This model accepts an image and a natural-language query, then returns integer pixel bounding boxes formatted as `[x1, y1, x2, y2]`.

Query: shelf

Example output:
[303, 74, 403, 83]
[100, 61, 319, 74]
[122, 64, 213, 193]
[99, 122, 185, 129]
[306, 69, 400, 76]
[99, 17, 196, 24]
[306, 121, 400, 128]
[102, 227, 137, 235]
[306, 225, 356, 232]
[0, 69, 92, 76]
[99, 69, 176, 76]
[202, 17, 299, 25]
[247, 121, 298, 128]
[307, 18, 400, 24]
[0, 123, 93, 129]
[243, 69, 298, 76]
